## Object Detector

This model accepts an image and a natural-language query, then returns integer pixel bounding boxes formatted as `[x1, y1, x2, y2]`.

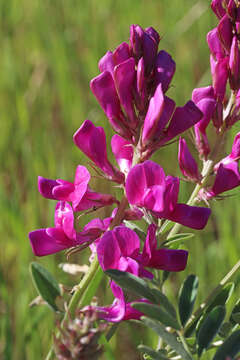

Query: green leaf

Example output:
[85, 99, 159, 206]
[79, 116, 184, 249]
[138, 345, 168, 360]
[105, 269, 155, 302]
[123, 220, 146, 240]
[230, 299, 240, 325]
[178, 274, 199, 327]
[132, 302, 180, 330]
[218, 322, 233, 338]
[206, 283, 235, 313]
[30, 262, 61, 311]
[213, 329, 240, 360]
[150, 288, 176, 318]
[232, 312, 240, 324]
[141, 317, 193, 360]
[163, 233, 194, 247]
[197, 305, 226, 357]
[184, 282, 235, 338]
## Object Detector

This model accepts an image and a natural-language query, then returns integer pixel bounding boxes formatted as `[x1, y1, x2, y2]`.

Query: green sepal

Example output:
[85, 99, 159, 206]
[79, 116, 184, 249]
[163, 233, 194, 248]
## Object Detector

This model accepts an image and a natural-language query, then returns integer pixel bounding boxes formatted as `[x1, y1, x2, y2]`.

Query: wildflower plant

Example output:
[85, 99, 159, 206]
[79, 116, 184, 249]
[29, 1, 240, 359]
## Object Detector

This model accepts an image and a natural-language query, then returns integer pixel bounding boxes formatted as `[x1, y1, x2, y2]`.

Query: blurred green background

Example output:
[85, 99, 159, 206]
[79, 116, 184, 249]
[1, 0, 240, 359]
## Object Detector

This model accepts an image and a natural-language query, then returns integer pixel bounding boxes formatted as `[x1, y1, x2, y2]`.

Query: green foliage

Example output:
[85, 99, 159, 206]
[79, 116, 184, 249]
[30, 262, 61, 311]
[178, 274, 199, 327]
[197, 305, 226, 356]
[132, 302, 181, 330]
[213, 330, 240, 360]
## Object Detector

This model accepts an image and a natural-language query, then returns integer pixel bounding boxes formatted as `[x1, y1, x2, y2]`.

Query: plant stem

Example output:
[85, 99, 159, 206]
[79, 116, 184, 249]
[178, 330, 192, 358]
[67, 255, 100, 319]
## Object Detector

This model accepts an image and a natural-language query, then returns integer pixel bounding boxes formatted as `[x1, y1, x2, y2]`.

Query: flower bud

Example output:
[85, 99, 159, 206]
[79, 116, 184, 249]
[154, 50, 176, 93]
[178, 137, 201, 183]
[210, 55, 229, 102]
[211, 0, 227, 19]
[217, 14, 233, 52]
[229, 36, 240, 90]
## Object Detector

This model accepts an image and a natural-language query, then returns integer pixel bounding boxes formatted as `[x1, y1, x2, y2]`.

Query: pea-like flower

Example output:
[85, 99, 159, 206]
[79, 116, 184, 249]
[126, 160, 211, 230]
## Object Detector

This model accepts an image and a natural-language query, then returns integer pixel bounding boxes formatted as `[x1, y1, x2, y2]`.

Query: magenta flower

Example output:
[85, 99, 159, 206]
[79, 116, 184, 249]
[192, 86, 216, 158]
[29, 201, 113, 257]
[126, 160, 211, 230]
[140, 224, 188, 272]
[129, 25, 159, 75]
[38, 165, 117, 211]
[97, 223, 188, 275]
[91, 282, 147, 323]
[97, 226, 153, 279]
[178, 137, 201, 183]
[73, 120, 124, 183]
[200, 162, 240, 200]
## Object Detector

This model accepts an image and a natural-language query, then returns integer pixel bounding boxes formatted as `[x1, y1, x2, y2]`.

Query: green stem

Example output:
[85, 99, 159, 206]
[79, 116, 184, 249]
[178, 330, 192, 358]
[67, 255, 100, 319]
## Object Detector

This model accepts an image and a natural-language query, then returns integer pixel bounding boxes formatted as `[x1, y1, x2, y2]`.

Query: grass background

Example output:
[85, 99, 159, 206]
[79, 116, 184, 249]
[0, 0, 240, 359]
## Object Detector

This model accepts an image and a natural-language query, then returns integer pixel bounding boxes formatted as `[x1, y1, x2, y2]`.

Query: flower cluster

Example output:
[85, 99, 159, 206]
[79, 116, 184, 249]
[29, 24, 215, 323]
[176, 0, 240, 203]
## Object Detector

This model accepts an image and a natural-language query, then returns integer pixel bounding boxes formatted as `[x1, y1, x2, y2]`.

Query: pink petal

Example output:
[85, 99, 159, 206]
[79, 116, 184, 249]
[207, 28, 225, 59]
[90, 71, 127, 135]
[166, 203, 211, 230]
[114, 57, 137, 126]
[192, 86, 215, 104]
[154, 50, 176, 93]
[97, 231, 121, 271]
[111, 134, 133, 174]
[54, 201, 75, 239]
[163, 101, 203, 143]
[212, 162, 240, 196]
[148, 248, 188, 272]
[141, 224, 157, 265]
[142, 84, 165, 145]
[210, 55, 229, 102]
[29, 228, 73, 256]
[38, 176, 59, 200]
[113, 226, 140, 258]
[178, 137, 201, 182]
[73, 120, 124, 183]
